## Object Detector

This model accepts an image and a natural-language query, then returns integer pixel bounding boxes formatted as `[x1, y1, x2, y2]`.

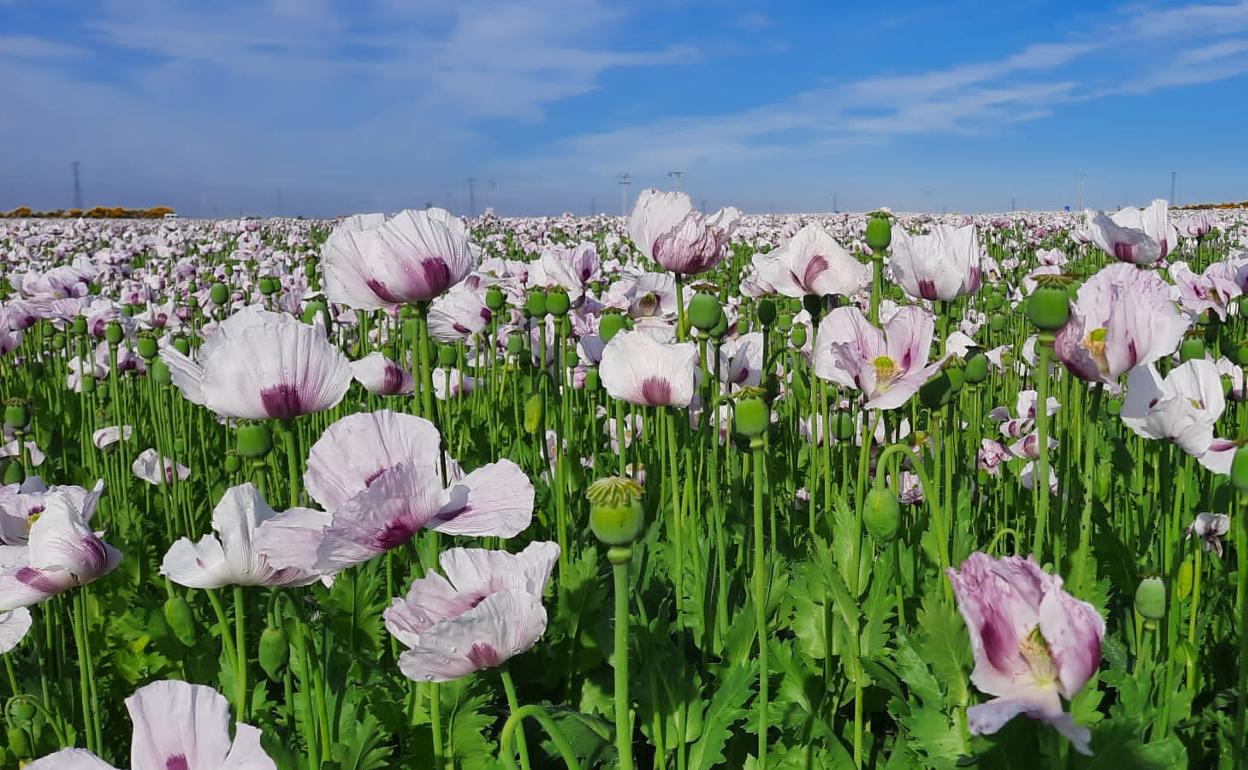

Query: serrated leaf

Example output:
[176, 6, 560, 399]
[688, 661, 756, 770]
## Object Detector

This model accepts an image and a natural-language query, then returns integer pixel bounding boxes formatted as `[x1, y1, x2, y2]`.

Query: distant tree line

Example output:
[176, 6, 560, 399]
[2, 206, 176, 219]
[1174, 201, 1248, 210]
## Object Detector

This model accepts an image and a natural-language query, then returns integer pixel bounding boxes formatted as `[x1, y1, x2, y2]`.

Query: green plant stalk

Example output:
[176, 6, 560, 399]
[431, 681, 447, 770]
[750, 435, 768, 769]
[500, 667, 533, 770]
[610, 545, 636, 770]
[1235, 493, 1248, 770]
[498, 704, 584, 770]
[1185, 542, 1202, 690]
[1031, 332, 1055, 559]
[869, 252, 883, 325]
[69, 590, 97, 754]
[206, 589, 243, 721]
[233, 585, 248, 722]
[1071, 384, 1103, 594]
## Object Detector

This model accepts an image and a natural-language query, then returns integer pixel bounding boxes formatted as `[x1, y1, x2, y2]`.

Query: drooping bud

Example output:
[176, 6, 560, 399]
[863, 488, 901, 542]
[163, 595, 197, 647]
[1134, 575, 1166, 622]
[1231, 444, 1248, 492]
[259, 625, 290, 681]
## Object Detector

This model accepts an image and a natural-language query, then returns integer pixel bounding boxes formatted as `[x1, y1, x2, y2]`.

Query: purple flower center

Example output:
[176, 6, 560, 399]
[640, 376, 673, 405]
[1113, 242, 1135, 261]
[800, 254, 829, 290]
[166, 756, 190, 770]
[15, 566, 59, 593]
[918, 278, 939, 301]
[466, 642, 502, 669]
[260, 383, 307, 420]
[421, 258, 452, 297]
[365, 278, 404, 304]
[372, 517, 419, 552]
[382, 365, 406, 394]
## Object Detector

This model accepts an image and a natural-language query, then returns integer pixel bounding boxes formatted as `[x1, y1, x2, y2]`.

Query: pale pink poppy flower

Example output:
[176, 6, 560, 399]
[428, 284, 493, 342]
[131, 448, 190, 486]
[1084, 199, 1178, 264]
[264, 411, 533, 574]
[1121, 359, 1231, 473]
[0, 438, 44, 467]
[947, 553, 1104, 755]
[751, 224, 870, 298]
[0, 477, 104, 547]
[978, 439, 1009, 476]
[351, 351, 415, 396]
[0, 607, 32, 653]
[539, 242, 600, 299]
[384, 541, 558, 682]
[1186, 512, 1230, 557]
[26, 679, 275, 770]
[889, 223, 982, 301]
[322, 208, 478, 309]
[1168, 261, 1240, 320]
[92, 424, 133, 450]
[599, 329, 699, 407]
[162, 483, 328, 588]
[1181, 212, 1213, 238]
[627, 190, 740, 275]
[812, 305, 943, 410]
[161, 306, 352, 420]
[0, 489, 121, 610]
[433, 367, 476, 400]
[717, 332, 764, 389]
[1054, 263, 1189, 384]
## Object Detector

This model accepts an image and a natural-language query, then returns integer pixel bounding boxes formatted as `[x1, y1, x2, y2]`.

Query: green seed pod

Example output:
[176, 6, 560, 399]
[757, 297, 777, 327]
[486, 285, 506, 311]
[1178, 335, 1205, 362]
[224, 452, 242, 474]
[82, 373, 97, 393]
[506, 333, 525, 356]
[546, 288, 570, 317]
[150, 359, 171, 385]
[1177, 557, 1194, 601]
[172, 336, 191, 356]
[525, 289, 548, 317]
[1027, 278, 1072, 331]
[790, 324, 808, 348]
[1235, 342, 1248, 367]
[259, 275, 279, 296]
[71, 316, 88, 336]
[863, 488, 901, 542]
[989, 313, 1007, 333]
[9, 699, 36, 723]
[831, 412, 856, 441]
[1222, 374, 1234, 397]
[301, 301, 329, 328]
[1238, 295, 1248, 317]
[964, 351, 989, 384]
[1227, 443, 1248, 491]
[776, 313, 793, 332]
[585, 368, 600, 392]
[209, 282, 230, 306]
[438, 344, 457, 367]
[3, 401, 30, 431]
[919, 365, 961, 409]
[734, 395, 769, 437]
[865, 213, 892, 252]
[104, 320, 124, 346]
[586, 477, 646, 546]
[524, 393, 544, 434]
[236, 423, 273, 459]
[163, 595, 197, 647]
[1134, 575, 1166, 621]
[137, 335, 159, 360]
[688, 292, 721, 331]
[51, 332, 65, 349]
[259, 625, 290, 681]
[1106, 397, 1122, 416]
[599, 314, 627, 344]
[5, 727, 28, 758]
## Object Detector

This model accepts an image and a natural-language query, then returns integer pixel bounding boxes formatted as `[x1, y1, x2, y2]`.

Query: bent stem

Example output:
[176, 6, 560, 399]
[499, 704, 585, 770]
[206, 588, 243, 721]
[499, 667, 533, 770]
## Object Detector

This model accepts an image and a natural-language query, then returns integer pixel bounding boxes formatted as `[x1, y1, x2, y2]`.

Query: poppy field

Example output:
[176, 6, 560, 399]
[1, 195, 1247, 769]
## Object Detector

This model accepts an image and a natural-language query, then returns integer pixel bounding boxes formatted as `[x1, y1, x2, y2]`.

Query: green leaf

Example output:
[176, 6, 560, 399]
[688, 660, 756, 770]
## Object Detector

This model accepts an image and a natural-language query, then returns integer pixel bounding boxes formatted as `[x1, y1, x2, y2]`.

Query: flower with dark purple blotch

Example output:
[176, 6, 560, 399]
[812, 305, 943, 410]
[0, 489, 121, 611]
[947, 553, 1104, 755]
[889, 223, 982, 301]
[322, 208, 478, 309]
[1085, 199, 1177, 265]
[160, 305, 352, 420]
[627, 190, 740, 276]
[598, 329, 699, 407]
[1186, 512, 1230, 557]
[25, 679, 275, 770]
[384, 542, 558, 682]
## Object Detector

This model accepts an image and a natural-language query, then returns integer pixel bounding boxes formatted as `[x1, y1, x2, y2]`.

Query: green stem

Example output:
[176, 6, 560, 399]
[233, 585, 248, 722]
[500, 668, 533, 770]
[750, 436, 768, 769]
[1032, 333, 1055, 559]
[499, 705, 585, 770]
[610, 546, 636, 770]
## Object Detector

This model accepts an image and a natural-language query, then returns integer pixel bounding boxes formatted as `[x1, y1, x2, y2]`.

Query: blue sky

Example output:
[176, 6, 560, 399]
[2, 0, 1247, 216]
